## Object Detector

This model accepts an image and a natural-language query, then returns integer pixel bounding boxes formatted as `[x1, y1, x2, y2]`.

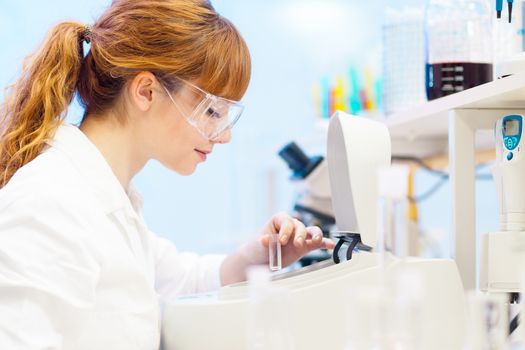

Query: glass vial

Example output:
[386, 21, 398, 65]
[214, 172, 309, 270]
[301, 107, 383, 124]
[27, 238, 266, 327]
[269, 233, 282, 271]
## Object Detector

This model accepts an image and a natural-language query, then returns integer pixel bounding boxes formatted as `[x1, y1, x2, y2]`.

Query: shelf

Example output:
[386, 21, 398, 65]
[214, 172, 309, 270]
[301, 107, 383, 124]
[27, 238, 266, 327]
[387, 70, 525, 139]
[384, 70, 525, 158]
[314, 70, 525, 158]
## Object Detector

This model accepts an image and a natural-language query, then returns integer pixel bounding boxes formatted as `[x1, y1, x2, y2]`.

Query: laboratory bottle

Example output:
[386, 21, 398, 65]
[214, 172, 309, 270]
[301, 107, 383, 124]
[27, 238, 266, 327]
[376, 165, 411, 261]
[246, 266, 295, 350]
[344, 165, 423, 350]
[377, 166, 423, 350]
[493, 0, 525, 77]
[344, 285, 391, 350]
[425, 0, 493, 100]
[463, 292, 509, 350]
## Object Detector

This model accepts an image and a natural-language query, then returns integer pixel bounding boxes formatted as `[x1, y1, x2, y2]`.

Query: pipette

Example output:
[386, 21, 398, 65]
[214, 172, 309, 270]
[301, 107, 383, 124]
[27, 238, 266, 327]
[496, 0, 514, 23]
[496, 0, 503, 18]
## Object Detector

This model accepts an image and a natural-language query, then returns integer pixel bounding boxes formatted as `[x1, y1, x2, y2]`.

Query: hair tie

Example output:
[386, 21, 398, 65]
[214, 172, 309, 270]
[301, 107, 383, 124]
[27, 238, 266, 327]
[82, 25, 92, 44]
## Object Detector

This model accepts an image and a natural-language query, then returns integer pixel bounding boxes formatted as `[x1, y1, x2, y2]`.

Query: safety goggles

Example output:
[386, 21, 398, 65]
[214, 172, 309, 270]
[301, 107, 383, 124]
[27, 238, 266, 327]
[161, 77, 244, 141]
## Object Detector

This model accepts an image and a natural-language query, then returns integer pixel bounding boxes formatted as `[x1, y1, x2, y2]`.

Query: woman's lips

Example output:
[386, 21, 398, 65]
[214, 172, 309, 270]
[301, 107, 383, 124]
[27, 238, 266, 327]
[195, 149, 209, 161]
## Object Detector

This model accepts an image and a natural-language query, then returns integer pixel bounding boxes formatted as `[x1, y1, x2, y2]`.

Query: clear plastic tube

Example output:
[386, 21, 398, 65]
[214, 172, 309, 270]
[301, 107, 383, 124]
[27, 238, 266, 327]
[269, 233, 282, 271]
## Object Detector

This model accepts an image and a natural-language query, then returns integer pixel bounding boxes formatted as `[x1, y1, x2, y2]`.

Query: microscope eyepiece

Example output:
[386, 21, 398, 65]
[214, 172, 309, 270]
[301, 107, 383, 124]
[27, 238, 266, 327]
[278, 142, 323, 179]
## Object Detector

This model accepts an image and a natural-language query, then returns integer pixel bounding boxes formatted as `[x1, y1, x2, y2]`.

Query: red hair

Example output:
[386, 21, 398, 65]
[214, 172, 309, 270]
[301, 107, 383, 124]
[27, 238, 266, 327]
[0, 0, 251, 187]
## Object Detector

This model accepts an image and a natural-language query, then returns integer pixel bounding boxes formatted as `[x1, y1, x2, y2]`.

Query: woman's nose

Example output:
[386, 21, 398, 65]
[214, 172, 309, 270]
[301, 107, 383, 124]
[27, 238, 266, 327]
[212, 127, 232, 144]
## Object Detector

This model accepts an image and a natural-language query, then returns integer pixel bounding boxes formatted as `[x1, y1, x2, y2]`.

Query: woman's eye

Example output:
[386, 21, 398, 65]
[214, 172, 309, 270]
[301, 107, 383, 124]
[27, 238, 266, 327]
[206, 108, 221, 119]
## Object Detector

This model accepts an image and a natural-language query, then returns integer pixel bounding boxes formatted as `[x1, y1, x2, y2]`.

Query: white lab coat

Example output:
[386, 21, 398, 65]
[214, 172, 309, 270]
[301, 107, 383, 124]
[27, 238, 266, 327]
[0, 123, 225, 349]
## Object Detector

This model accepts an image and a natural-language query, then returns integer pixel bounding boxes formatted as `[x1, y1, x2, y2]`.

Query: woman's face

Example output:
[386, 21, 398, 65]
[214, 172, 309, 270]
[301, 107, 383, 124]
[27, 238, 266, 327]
[142, 81, 232, 176]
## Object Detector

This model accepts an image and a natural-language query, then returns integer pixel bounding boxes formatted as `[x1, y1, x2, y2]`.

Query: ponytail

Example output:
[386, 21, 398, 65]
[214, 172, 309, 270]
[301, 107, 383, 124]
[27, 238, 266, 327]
[0, 21, 86, 188]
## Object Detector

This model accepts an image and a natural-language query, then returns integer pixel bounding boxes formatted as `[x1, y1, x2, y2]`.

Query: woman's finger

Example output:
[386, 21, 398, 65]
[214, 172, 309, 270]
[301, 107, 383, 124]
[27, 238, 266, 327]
[320, 237, 336, 250]
[259, 233, 270, 248]
[292, 219, 308, 248]
[305, 226, 323, 243]
[271, 213, 295, 245]
[306, 237, 335, 250]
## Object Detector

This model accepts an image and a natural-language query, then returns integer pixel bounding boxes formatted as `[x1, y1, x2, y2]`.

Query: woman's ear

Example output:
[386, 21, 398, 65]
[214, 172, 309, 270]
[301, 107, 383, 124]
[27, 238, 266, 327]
[127, 71, 157, 112]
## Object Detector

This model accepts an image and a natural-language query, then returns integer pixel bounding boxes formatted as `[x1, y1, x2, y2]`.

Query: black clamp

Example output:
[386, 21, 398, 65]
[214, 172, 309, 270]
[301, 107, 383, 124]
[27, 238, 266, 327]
[332, 232, 372, 264]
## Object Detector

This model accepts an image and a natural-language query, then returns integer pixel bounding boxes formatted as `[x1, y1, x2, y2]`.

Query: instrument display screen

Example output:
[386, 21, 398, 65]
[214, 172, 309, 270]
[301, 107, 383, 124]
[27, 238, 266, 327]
[504, 120, 520, 136]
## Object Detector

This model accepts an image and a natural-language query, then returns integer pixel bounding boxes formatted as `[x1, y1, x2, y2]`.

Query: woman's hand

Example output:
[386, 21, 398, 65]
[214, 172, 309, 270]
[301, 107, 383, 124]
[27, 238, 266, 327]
[220, 212, 335, 286]
[244, 212, 335, 267]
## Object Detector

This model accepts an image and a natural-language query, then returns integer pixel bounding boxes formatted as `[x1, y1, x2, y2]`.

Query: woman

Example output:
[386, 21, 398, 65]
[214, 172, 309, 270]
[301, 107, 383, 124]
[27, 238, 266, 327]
[0, 0, 335, 348]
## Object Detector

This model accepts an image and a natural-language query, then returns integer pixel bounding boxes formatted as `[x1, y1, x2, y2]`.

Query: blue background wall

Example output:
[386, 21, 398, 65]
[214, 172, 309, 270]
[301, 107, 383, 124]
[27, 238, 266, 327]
[0, 1, 499, 262]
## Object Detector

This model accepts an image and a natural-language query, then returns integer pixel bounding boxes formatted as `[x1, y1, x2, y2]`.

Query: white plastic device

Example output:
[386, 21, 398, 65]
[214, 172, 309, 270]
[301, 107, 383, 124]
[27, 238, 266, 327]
[161, 112, 466, 350]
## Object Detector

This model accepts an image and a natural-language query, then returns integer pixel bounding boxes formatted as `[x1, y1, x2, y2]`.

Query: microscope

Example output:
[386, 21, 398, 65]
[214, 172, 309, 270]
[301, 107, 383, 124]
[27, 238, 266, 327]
[277, 141, 335, 236]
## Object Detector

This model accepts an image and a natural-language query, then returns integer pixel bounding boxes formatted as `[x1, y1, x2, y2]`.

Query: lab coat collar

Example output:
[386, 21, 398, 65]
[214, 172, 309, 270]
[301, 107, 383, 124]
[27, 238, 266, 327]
[47, 123, 142, 215]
